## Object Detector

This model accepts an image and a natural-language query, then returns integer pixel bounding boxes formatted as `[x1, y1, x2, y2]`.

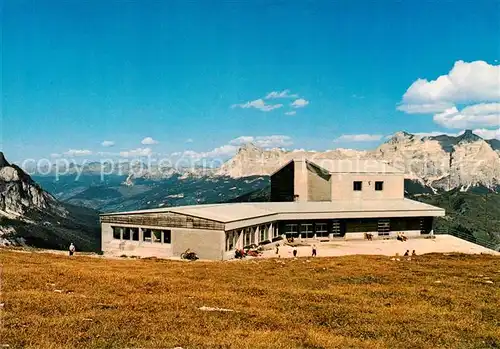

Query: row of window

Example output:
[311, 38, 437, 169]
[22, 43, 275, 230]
[353, 181, 383, 191]
[284, 223, 330, 238]
[225, 224, 279, 251]
[112, 226, 171, 244]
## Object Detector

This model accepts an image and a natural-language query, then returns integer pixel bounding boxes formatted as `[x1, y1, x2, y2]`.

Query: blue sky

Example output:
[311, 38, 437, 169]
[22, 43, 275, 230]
[2, 0, 499, 163]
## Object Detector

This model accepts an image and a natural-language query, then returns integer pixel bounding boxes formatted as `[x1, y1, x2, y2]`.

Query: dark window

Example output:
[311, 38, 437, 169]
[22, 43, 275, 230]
[315, 223, 329, 237]
[143, 229, 152, 242]
[131, 228, 139, 241]
[301, 224, 314, 238]
[375, 181, 384, 191]
[112, 227, 122, 240]
[163, 230, 171, 244]
[353, 181, 362, 191]
[346, 219, 378, 233]
[122, 228, 131, 240]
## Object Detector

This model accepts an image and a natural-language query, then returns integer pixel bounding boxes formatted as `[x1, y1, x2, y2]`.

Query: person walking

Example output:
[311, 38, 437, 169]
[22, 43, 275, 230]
[69, 243, 76, 256]
[312, 244, 317, 257]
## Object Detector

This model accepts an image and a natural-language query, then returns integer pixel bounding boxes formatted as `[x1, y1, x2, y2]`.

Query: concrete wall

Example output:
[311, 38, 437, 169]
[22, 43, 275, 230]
[294, 160, 308, 202]
[172, 227, 225, 260]
[102, 222, 225, 260]
[307, 162, 332, 201]
[331, 173, 404, 200]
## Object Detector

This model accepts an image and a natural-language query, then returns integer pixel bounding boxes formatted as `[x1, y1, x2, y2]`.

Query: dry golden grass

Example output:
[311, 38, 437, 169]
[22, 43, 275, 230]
[0, 250, 499, 349]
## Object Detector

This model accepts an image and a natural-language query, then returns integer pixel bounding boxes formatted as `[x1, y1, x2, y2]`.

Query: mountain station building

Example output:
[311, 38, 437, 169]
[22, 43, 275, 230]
[100, 159, 445, 260]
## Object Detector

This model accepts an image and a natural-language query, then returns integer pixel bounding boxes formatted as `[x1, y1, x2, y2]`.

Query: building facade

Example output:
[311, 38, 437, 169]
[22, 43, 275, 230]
[100, 159, 445, 260]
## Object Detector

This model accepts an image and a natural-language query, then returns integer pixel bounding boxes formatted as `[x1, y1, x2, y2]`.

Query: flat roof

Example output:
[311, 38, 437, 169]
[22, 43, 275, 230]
[101, 199, 445, 227]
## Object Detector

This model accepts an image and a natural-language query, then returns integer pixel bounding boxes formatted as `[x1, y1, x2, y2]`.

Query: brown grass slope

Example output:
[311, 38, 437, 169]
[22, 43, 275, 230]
[0, 251, 499, 349]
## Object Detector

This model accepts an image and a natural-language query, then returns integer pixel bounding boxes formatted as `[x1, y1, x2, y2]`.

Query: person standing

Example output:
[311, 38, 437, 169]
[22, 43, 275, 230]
[293, 246, 298, 258]
[69, 243, 75, 256]
[312, 244, 317, 257]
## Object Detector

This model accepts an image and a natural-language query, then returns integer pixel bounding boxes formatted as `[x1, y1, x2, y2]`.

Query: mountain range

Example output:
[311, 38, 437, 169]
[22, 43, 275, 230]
[217, 130, 500, 192]
[31, 130, 500, 194]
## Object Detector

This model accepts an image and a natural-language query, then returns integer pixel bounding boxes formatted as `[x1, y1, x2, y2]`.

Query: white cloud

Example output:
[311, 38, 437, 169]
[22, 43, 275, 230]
[101, 140, 115, 147]
[229, 135, 293, 148]
[291, 98, 309, 108]
[471, 128, 500, 140]
[64, 149, 93, 157]
[96, 151, 119, 157]
[265, 89, 299, 99]
[231, 99, 283, 112]
[433, 103, 500, 129]
[229, 136, 255, 145]
[333, 134, 384, 142]
[400, 60, 500, 111]
[285, 111, 296, 116]
[182, 135, 293, 161]
[397, 102, 455, 114]
[119, 148, 153, 158]
[412, 131, 460, 138]
[185, 138, 194, 143]
[398, 61, 500, 131]
[50, 153, 61, 158]
[182, 145, 238, 160]
[170, 151, 182, 157]
[141, 137, 159, 145]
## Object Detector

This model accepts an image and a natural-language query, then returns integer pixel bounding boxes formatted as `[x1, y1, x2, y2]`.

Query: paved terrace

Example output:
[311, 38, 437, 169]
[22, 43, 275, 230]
[263, 234, 499, 259]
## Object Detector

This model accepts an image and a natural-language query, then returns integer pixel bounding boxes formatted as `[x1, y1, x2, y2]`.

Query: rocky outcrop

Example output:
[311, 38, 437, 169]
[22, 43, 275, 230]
[0, 152, 62, 216]
[0, 152, 99, 251]
[216, 143, 367, 178]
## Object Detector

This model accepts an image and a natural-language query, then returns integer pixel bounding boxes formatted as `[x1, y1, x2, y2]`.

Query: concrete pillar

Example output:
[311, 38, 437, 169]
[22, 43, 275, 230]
[293, 160, 308, 202]
[269, 223, 273, 240]
[254, 226, 259, 244]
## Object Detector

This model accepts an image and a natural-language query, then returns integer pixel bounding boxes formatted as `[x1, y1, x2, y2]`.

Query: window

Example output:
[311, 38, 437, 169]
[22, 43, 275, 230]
[244, 229, 252, 246]
[112, 227, 122, 240]
[353, 181, 362, 191]
[259, 225, 268, 241]
[143, 229, 152, 242]
[301, 224, 314, 238]
[375, 181, 384, 191]
[346, 219, 378, 233]
[131, 228, 139, 241]
[152, 230, 162, 243]
[284, 224, 298, 239]
[163, 230, 171, 244]
[315, 223, 328, 237]
[122, 228, 131, 240]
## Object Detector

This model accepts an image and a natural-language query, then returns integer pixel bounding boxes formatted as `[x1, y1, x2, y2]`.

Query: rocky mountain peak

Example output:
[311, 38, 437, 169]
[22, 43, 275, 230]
[0, 153, 62, 216]
[237, 142, 263, 154]
[386, 131, 417, 144]
[457, 130, 482, 144]
[0, 152, 10, 168]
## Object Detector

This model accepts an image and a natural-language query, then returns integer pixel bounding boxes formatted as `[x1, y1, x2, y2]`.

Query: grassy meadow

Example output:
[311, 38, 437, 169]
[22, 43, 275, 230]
[0, 250, 499, 349]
